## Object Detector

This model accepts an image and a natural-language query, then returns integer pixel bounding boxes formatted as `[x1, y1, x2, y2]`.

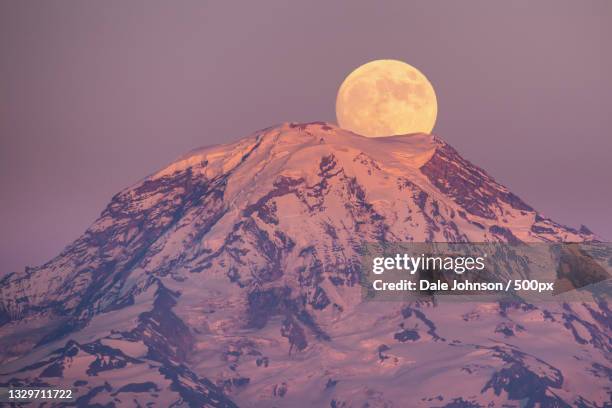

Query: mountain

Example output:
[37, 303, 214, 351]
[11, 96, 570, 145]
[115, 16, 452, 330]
[0, 122, 610, 407]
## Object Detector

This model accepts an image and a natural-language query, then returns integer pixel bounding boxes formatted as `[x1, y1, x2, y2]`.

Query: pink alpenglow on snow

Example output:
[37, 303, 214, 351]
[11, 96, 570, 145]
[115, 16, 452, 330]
[0, 123, 609, 407]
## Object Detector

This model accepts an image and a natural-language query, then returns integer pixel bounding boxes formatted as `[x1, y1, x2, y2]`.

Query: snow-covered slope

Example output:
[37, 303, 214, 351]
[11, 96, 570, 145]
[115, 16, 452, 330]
[0, 122, 609, 407]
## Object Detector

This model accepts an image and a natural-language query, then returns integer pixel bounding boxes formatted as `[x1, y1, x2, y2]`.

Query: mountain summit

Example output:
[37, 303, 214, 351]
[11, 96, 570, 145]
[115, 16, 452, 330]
[0, 122, 609, 407]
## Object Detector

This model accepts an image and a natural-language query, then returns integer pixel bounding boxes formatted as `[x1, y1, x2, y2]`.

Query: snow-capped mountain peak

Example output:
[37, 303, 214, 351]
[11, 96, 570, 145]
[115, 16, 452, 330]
[0, 122, 608, 407]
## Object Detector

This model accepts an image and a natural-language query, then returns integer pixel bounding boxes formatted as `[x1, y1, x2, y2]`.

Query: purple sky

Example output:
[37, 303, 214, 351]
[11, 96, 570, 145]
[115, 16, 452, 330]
[1, 1, 611, 274]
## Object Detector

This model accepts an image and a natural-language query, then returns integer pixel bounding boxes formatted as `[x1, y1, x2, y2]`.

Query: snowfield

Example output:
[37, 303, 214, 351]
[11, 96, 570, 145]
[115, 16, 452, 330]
[0, 122, 610, 407]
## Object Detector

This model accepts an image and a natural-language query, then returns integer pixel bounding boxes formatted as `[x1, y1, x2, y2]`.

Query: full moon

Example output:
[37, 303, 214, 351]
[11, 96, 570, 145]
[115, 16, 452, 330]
[336, 59, 437, 137]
